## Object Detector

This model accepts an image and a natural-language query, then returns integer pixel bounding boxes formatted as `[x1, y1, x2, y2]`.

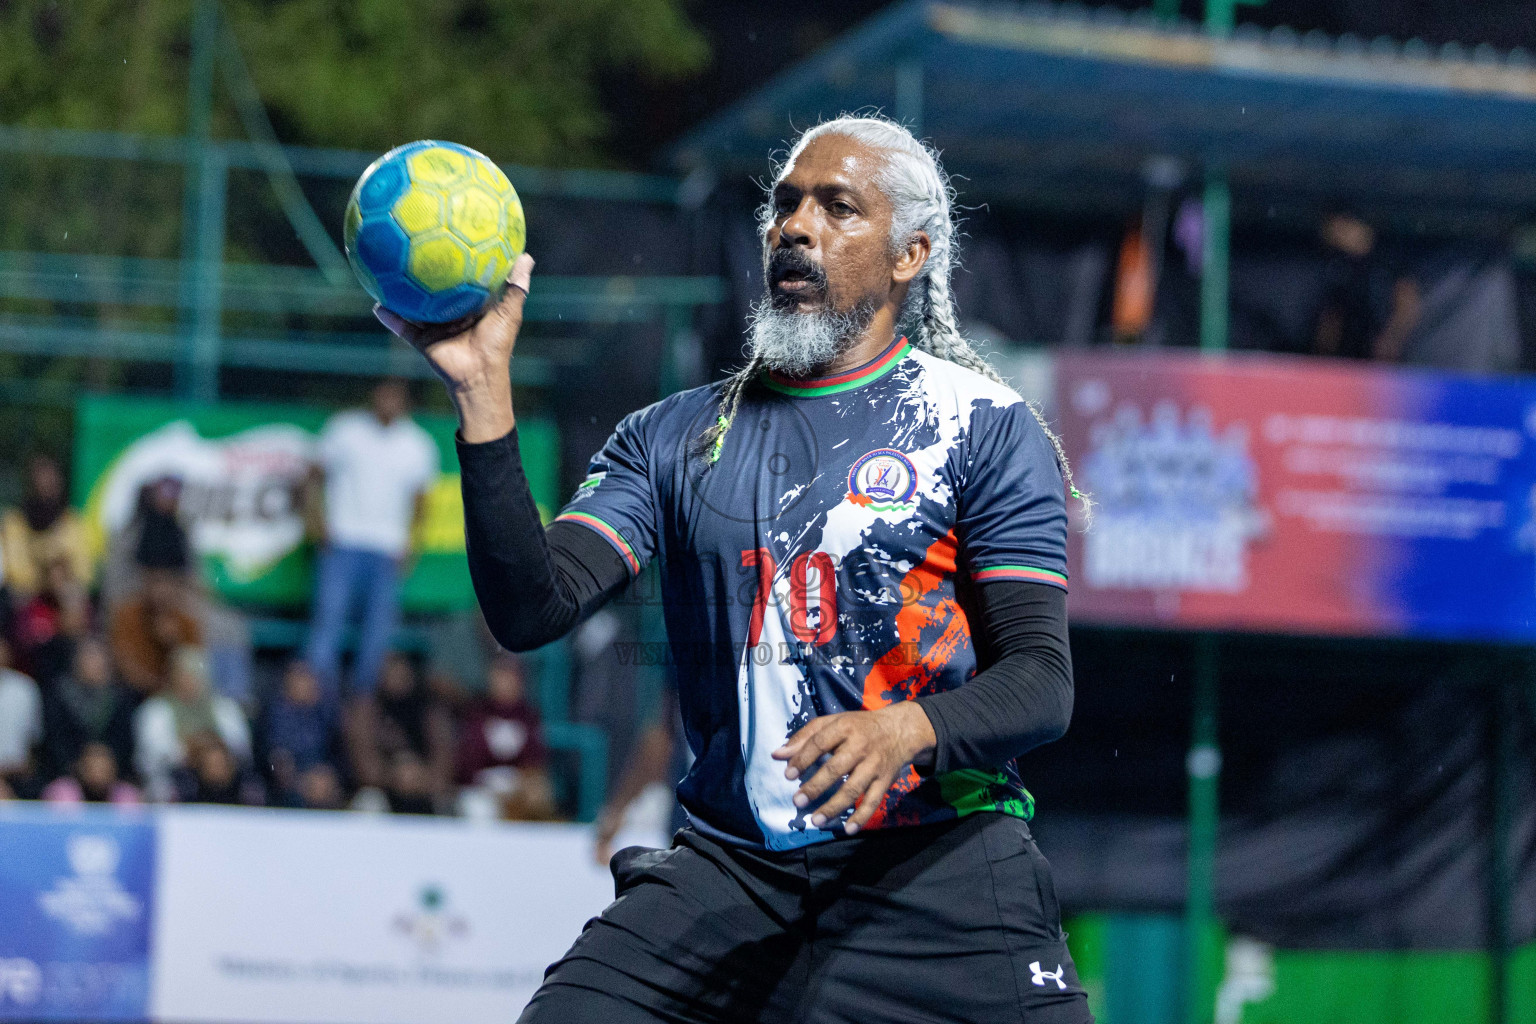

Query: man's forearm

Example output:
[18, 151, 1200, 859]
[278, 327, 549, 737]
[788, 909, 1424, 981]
[450, 374, 515, 444]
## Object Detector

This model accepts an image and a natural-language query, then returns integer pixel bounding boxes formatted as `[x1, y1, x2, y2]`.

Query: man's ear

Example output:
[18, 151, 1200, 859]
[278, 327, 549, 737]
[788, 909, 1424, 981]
[892, 231, 931, 285]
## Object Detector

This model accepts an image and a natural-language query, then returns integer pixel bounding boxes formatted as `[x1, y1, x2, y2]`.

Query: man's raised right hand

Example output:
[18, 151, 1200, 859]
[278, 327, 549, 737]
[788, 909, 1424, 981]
[374, 252, 534, 443]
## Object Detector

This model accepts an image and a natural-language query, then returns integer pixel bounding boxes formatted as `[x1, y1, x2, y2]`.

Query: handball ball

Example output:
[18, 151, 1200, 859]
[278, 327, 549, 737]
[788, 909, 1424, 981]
[344, 140, 526, 324]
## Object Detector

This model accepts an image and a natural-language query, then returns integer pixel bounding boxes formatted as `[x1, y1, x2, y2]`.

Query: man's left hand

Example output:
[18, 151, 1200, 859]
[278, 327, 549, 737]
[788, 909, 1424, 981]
[772, 702, 937, 835]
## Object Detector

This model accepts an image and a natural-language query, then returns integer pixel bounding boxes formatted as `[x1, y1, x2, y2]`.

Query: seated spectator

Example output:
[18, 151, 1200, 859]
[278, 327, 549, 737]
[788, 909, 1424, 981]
[291, 762, 346, 811]
[134, 646, 250, 802]
[172, 732, 265, 806]
[345, 652, 453, 804]
[1, 454, 93, 603]
[456, 653, 555, 820]
[264, 661, 339, 803]
[13, 558, 90, 687]
[384, 749, 437, 815]
[111, 568, 202, 695]
[42, 636, 137, 782]
[41, 742, 141, 806]
[0, 638, 42, 799]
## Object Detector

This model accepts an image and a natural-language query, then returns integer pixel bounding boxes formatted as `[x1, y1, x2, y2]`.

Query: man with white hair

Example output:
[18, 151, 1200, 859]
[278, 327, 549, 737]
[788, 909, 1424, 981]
[380, 115, 1092, 1023]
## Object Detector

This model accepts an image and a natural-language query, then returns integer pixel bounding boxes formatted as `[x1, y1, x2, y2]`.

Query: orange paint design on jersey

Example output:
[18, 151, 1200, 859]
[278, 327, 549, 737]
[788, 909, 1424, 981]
[847, 492, 874, 507]
[859, 527, 972, 829]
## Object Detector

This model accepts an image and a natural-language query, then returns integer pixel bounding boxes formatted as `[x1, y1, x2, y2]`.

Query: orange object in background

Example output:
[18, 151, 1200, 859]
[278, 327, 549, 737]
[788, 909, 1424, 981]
[1112, 221, 1154, 340]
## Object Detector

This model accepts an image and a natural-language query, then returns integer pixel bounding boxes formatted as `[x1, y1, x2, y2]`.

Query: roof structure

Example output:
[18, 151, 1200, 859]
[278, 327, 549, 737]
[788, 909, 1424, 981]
[671, 0, 1536, 233]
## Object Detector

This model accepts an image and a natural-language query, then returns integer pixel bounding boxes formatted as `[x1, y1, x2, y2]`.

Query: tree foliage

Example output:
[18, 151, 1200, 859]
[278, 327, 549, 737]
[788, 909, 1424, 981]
[0, 0, 709, 485]
[0, 0, 710, 164]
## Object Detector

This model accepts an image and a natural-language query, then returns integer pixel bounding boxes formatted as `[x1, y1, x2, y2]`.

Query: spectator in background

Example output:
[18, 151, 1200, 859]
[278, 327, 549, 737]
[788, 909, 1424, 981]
[304, 380, 438, 700]
[134, 646, 250, 802]
[41, 742, 141, 806]
[130, 477, 189, 582]
[13, 558, 91, 687]
[0, 638, 42, 800]
[346, 652, 453, 808]
[42, 635, 137, 782]
[0, 540, 12, 650]
[456, 653, 555, 820]
[103, 477, 256, 708]
[383, 749, 438, 815]
[1314, 212, 1422, 361]
[100, 477, 182, 613]
[110, 568, 201, 695]
[264, 660, 339, 805]
[1, 454, 93, 602]
[173, 733, 265, 806]
[290, 762, 346, 811]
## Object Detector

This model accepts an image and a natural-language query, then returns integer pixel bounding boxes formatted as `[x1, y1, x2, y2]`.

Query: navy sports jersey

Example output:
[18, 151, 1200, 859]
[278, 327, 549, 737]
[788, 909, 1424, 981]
[555, 336, 1068, 850]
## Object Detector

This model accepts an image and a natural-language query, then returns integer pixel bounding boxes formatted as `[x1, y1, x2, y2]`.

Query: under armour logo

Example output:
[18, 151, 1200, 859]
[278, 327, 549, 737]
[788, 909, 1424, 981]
[1030, 961, 1066, 990]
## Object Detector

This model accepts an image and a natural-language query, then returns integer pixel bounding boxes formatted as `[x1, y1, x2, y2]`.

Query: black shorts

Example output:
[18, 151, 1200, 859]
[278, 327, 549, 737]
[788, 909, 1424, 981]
[518, 811, 1094, 1024]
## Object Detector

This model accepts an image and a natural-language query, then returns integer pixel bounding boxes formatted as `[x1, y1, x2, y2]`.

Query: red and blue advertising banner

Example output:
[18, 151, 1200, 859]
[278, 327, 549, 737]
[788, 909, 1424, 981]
[1055, 350, 1536, 641]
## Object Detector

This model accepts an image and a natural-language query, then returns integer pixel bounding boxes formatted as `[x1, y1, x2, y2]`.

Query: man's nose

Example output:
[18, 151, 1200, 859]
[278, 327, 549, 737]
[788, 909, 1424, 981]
[778, 197, 815, 249]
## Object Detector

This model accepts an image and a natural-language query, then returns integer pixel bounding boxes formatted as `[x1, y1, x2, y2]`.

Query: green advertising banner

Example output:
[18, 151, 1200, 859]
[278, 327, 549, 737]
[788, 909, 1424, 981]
[72, 396, 560, 613]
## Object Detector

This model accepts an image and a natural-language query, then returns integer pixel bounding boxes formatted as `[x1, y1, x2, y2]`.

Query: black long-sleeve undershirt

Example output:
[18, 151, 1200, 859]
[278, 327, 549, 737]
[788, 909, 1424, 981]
[914, 581, 1072, 775]
[458, 426, 1073, 775]
[458, 428, 628, 650]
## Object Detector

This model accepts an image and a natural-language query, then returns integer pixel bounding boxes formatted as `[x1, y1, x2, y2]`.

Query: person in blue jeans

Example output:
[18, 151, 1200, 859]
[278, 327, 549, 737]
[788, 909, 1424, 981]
[304, 380, 439, 699]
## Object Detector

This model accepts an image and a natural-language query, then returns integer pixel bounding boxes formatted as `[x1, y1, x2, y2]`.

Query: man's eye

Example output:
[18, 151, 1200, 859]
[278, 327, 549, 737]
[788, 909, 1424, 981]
[829, 202, 854, 216]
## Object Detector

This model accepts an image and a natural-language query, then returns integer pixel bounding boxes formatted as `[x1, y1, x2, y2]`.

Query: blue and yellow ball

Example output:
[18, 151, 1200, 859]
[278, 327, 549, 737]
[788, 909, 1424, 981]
[344, 140, 526, 324]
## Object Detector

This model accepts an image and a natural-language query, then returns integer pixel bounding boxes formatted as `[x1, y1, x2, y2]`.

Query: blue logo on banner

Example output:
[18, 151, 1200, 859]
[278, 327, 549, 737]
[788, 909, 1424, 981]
[0, 809, 154, 1021]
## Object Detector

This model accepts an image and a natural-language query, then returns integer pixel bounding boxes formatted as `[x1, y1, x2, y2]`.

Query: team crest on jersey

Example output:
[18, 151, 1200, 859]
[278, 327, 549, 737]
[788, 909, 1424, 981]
[847, 448, 918, 511]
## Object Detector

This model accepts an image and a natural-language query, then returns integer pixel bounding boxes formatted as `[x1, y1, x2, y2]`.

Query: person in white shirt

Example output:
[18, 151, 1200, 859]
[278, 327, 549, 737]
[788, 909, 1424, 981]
[0, 638, 42, 799]
[304, 380, 439, 697]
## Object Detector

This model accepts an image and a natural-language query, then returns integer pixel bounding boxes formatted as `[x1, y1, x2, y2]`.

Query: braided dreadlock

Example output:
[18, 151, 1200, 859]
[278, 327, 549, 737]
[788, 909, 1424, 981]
[700, 114, 1091, 523]
[698, 350, 765, 465]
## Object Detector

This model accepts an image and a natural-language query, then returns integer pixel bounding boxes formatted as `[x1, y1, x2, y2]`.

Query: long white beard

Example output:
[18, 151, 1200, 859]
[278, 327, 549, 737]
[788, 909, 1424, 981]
[747, 298, 877, 377]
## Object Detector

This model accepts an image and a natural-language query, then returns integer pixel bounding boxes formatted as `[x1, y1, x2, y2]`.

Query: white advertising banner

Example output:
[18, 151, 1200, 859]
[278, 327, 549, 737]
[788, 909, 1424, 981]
[150, 807, 616, 1024]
